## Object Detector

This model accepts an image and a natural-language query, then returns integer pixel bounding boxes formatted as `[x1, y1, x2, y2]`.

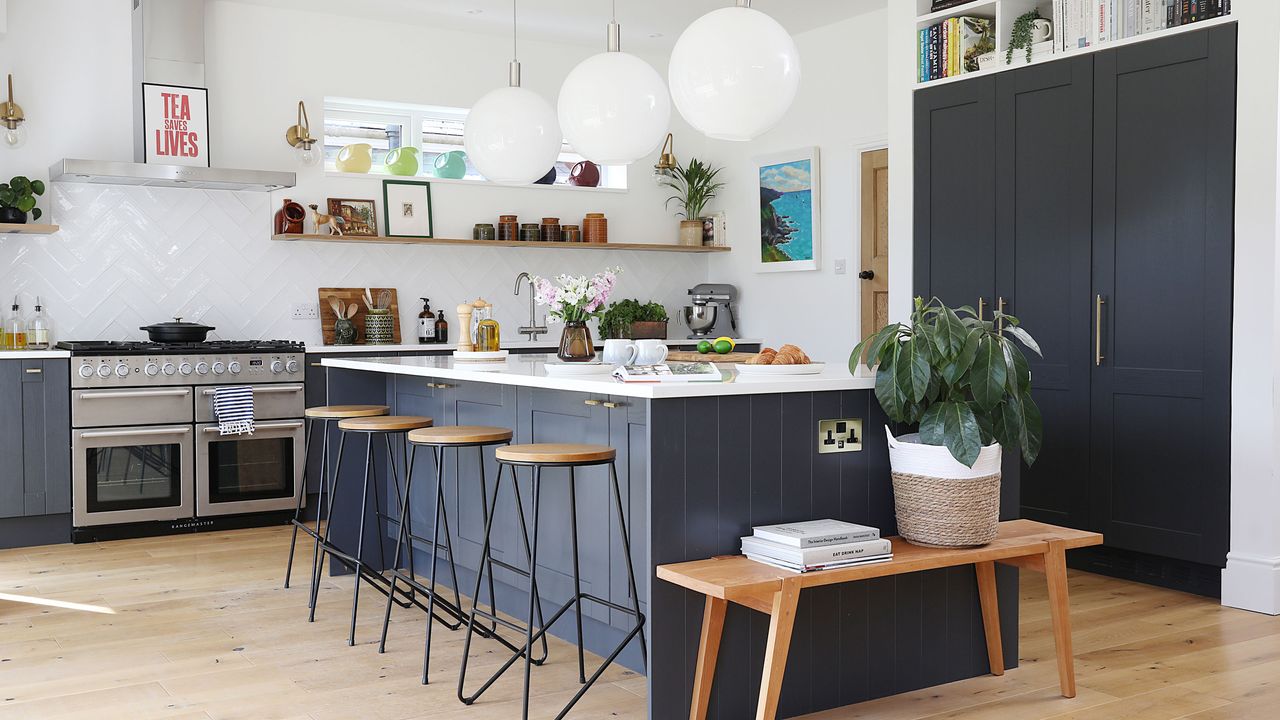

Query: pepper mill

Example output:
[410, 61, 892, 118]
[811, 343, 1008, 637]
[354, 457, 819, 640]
[456, 302, 475, 352]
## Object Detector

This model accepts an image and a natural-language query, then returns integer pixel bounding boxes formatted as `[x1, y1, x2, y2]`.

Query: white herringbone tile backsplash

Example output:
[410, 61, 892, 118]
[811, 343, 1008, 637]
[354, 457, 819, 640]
[0, 185, 709, 345]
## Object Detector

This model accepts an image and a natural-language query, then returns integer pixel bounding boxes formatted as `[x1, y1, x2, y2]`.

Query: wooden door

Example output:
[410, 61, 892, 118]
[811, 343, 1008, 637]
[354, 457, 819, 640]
[914, 76, 997, 315]
[860, 148, 890, 340]
[996, 57, 1094, 531]
[1090, 26, 1235, 566]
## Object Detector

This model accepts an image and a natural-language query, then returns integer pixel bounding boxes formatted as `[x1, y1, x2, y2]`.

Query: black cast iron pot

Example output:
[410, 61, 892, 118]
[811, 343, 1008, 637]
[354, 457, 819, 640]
[140, 318, 215, 343]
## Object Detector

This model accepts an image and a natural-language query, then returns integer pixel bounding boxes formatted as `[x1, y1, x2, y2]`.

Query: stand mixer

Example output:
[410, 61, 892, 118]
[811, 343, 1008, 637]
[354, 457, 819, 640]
[683, 283, 739, 339]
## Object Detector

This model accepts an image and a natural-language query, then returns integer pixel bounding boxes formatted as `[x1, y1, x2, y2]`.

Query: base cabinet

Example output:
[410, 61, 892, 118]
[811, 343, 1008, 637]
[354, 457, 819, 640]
[0, 359, 71, 547]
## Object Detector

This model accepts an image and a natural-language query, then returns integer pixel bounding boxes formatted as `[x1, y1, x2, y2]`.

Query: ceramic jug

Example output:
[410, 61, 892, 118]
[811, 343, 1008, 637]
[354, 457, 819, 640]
[568, 160, 601, 187]
[336, 143, 373, 173]
[385, 147, 420, 176]
[433, 150, 467, 179]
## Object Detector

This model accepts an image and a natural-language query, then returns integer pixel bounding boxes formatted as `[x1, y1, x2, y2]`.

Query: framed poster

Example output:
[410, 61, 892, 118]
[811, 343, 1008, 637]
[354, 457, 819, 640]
[754, 147, 821, 272]
[382, 180, 434, 238]
[141, 83, 210, 166]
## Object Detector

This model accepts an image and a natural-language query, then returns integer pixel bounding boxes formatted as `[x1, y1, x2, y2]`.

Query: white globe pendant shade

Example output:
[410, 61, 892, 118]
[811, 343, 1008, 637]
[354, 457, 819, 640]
[558, 51, 671, 165]
[464, 85, 563, 185]
[668, 5, 801, 142]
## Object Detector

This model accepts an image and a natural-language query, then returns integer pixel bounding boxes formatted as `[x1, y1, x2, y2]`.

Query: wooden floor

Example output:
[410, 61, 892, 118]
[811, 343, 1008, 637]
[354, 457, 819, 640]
[0, 527, 1275, 720]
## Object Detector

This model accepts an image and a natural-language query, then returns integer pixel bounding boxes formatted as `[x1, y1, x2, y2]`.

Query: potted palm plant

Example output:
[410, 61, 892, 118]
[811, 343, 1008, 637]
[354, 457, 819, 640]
[851, 297, 1043, 548]
[660, 158, 725, 246]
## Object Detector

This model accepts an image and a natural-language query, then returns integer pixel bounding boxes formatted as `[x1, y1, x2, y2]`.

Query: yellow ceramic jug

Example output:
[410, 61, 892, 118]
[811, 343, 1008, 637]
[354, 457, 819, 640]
[336, 143, 373, 173]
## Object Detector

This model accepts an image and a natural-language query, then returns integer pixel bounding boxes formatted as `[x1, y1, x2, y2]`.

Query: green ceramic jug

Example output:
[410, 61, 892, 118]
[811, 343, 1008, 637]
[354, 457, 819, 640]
[385, 146, 420, 176]
[336, 143, 373, 173]
[433, 150, 468, 179]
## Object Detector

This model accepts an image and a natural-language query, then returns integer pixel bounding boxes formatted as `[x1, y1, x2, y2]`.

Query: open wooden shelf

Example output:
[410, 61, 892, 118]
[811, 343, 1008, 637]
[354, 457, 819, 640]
[0, 223, 59, 235]
[271, 233, 730, 253]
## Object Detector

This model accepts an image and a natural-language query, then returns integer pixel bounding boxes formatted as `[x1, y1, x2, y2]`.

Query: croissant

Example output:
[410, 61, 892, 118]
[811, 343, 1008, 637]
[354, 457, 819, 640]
[772, 344, 812, 365]
[747, 348, 778, 365]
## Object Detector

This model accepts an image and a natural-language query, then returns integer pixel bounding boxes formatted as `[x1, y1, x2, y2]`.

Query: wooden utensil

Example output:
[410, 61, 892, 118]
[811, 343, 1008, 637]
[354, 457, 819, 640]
[317, 287, 401, 345]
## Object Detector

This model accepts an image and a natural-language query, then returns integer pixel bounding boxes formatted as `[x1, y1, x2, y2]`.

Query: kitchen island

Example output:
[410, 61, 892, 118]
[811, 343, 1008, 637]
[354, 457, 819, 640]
[320, 355, 1020, 719]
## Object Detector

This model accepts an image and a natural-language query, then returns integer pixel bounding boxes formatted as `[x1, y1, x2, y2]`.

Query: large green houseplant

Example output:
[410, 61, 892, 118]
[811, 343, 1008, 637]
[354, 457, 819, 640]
[660, 158, 725, 246]
[851, 297, 1043, 547]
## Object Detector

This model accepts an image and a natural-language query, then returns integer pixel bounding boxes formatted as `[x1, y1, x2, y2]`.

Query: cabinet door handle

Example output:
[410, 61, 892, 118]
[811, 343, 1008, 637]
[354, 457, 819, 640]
[584, 399, 603, 406]
[602, 401, 623, 409]
[24, 368, 42, 374]
[310, 362, 324, 368]
[977, 297, 986, 322]
[1095, 294, 1106, 367]
[996, 297, 1007, 334]
[427, 382, 455, 389]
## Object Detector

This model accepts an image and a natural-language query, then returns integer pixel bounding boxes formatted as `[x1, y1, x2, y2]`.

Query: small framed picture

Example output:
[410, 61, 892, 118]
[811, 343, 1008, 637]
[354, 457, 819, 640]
[382, 180, 434, 238]
[755, 147, 821, 273]
[141, 83, 210, 167]
[326, 198, 378, 237]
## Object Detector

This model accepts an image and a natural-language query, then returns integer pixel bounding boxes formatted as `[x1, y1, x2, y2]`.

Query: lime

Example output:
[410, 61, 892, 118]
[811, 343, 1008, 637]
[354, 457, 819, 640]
[714, 336, 736, 351]
[697, 340, 713, 354]
[713, 339, 732, 354]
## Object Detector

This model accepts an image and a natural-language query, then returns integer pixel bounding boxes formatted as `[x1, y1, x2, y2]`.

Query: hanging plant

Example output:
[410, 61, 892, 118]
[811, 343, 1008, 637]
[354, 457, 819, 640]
[1006, 10, 1042, 66]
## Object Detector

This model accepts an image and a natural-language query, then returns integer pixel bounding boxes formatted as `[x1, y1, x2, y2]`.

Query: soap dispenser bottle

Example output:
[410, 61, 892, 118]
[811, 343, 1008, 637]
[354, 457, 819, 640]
[417, 298, 434, 344]
[433, 309, 449, 344]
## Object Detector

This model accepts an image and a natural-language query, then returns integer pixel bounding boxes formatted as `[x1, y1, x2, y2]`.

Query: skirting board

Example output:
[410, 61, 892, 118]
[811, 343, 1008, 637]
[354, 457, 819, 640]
[1222, 552, 1280, 616]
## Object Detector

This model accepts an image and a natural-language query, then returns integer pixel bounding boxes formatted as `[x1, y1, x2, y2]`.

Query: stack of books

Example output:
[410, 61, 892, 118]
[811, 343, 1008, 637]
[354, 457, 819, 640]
[742, 519, 893, 573]
[918, 16, 995, 83]
[1056, 0, 1229, 52]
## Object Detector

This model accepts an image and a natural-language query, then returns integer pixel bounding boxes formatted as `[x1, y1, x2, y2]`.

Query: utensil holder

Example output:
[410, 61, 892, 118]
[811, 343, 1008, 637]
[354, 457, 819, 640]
[365, 309, 395, 345]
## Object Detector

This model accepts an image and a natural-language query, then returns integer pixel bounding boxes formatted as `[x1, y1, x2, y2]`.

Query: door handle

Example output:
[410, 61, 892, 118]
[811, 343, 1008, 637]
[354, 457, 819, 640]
[202, 421, 305, 433]
[977, 297, 987, 322]
[996, 297, 1007, 334]
[79, 426, 192, 439]
[201, 384, 303, 395]
[24, 368, 42, 375]
[1095, 294, 1106, 366]
[857, 270, 875, 280]
[602, 401, 624, 409]
[584, 399, 603, 406]
[79, 388, 191, 400]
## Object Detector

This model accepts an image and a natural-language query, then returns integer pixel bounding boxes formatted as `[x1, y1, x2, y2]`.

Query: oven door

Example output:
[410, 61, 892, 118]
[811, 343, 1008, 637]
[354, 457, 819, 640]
[72, 424, 195, 527]
[196, 420, 304, 516]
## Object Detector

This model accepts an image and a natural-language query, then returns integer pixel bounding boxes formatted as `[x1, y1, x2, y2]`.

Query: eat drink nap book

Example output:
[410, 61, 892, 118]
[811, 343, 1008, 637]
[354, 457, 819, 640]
[742, 536, 893, 567]
[753, 519, 879, 548]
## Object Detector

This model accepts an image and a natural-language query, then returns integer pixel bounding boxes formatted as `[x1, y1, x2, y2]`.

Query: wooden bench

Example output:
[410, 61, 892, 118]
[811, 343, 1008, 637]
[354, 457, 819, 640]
[656, 519, 1103, 720]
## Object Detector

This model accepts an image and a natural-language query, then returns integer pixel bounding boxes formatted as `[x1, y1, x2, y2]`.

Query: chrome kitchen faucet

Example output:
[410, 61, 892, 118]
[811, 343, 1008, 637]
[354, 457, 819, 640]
[514, 271, 548, 342]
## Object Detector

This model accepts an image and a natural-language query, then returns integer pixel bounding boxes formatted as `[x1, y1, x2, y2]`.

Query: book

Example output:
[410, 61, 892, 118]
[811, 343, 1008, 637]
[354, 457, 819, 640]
[745, 553, 894, 574]
[919, 27, 929, 82]
[753, 519, 880, 548]
[930, 0, 975, 11]
[611, 362, 723, 383]
[742, 536, 893, 567]
[959, 17, 994, 74]
[929, 23, 942, 80]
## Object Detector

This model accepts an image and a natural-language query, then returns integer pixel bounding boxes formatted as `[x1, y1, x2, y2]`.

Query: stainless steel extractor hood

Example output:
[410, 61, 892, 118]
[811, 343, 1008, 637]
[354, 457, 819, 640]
[48, 159, 294, 192]
[49, 0, 295, 192]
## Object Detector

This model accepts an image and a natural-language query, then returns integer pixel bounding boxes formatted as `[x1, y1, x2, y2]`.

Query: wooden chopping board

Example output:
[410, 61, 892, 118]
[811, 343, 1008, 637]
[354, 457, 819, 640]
[317, 288, 401, 345]
[668, 350, 760, 364]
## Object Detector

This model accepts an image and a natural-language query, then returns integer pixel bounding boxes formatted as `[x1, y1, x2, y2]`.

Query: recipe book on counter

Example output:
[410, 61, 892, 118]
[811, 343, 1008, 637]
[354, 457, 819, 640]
[743, 519, 891, 573]
[612, 362, 724, 383]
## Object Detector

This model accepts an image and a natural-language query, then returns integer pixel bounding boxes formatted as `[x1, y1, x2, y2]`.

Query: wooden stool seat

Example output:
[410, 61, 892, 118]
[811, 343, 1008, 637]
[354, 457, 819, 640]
[338, 415, 433, 432]
[495, 443, 616, 464]
[306, 404, 389, 419]
[408, 425, 513, 446]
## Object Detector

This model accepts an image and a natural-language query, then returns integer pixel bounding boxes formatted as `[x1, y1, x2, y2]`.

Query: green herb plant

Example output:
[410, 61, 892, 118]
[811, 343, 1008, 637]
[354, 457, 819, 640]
[660, 158, 726, 220]
[1006, 10, 1043, 65]
[0, 176, 45, 221]
[851, 297, 1044, 468]
[600, 299, 670, 339]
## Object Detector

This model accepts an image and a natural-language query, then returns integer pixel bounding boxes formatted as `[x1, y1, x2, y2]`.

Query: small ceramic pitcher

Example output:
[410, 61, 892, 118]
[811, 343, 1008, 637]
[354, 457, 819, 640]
[385, 147, 420, 176]
[336, 143, 373, 173]
[433, 151, 468, 179]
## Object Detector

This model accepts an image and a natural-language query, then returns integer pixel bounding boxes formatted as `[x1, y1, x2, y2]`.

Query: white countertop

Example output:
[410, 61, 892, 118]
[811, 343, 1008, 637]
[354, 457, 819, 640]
[307, 338, 764, 354]
[321, 354, 875, 399]
[0, 350, 71, 359]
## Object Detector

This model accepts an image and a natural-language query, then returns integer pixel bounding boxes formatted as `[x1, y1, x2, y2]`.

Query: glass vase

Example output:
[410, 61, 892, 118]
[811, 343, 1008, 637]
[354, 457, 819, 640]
[557, 321, 597, 363]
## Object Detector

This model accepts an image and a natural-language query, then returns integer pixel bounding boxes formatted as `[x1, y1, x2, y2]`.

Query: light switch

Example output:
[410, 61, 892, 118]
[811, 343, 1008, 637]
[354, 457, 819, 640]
[834, 258, 847, 275]
[818, 418, 863, 454]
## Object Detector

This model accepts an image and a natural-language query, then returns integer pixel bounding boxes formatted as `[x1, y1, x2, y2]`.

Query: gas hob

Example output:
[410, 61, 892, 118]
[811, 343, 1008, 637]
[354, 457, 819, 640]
[58, 339, 306, 388]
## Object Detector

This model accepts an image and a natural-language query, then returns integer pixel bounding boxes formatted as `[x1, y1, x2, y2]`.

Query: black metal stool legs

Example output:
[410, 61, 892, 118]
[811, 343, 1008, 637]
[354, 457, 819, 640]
[347, 435, 374, 646]
[568, 467, 586, 685]
[309, 430, 347, 622]
[283, 416, 316, 590]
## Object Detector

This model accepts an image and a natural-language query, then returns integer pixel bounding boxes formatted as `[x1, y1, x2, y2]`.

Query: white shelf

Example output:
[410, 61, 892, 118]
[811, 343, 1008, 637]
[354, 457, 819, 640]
[915, 13, 1235, 90]
[917, 0, 996, 26]
[323, 171, 628, 194]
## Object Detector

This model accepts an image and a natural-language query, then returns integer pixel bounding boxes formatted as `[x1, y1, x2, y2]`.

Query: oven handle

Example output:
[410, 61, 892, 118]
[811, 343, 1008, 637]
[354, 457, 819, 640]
[201, 421, 305, 433]
[79, 426, 192, 439]
[199, 384, 304, 396]
[78, 388, 192, 400]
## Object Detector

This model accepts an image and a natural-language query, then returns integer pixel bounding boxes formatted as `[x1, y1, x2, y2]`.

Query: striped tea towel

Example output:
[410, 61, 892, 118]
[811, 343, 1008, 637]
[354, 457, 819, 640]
[212, 385, 255, 436]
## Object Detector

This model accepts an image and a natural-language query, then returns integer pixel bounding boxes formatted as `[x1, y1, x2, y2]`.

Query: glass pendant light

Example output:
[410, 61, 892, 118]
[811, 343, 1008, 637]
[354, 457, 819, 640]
[464, 0, 563, 185]
[557, 0, 671, 165]
[668, 0, 801, 142]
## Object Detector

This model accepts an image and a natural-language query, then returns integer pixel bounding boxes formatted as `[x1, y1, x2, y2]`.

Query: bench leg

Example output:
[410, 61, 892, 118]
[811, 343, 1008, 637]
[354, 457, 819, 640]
[690, 596, 727, 720]
[1043, 539, 1076, 698]
[974, 561, 1004, 676]
[756, 581, 801, 720]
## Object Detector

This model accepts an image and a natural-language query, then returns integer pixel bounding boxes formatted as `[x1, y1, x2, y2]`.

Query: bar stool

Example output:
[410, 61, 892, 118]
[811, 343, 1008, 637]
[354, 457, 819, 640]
[457, 443, 647, 720]
[377, 425, 544, 685]
[285, 405, 389, 600]
[310, 414, 433, 646]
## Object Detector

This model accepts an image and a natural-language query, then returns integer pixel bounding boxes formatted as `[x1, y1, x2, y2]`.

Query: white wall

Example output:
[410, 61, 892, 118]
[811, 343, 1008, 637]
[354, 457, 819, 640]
[0, 0, 713, 342]
[702, 6, 889, 365]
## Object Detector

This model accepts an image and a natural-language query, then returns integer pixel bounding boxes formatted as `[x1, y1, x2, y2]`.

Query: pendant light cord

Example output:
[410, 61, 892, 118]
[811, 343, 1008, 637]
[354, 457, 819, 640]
[512, 0, 518, 62]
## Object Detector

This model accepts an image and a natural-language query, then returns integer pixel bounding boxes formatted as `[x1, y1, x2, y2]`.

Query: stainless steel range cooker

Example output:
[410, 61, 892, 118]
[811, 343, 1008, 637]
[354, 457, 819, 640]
[58, 340, 307, 541]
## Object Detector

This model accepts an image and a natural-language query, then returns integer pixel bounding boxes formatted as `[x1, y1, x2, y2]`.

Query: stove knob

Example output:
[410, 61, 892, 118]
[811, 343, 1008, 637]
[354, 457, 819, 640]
[228, 361, 241, 374]
[211, 361, 226, 375]
[179, 362, 193, 376]
[144, 362, 160, 377]
[96, 364, 112, 379]
[285, 359, 300, 374]
[78, 364, 95, 379]
[270, 360, 284, 374]
[115, 364, 130, 378]
[195, 361, 210, 375]
[162, 362, 177, 376]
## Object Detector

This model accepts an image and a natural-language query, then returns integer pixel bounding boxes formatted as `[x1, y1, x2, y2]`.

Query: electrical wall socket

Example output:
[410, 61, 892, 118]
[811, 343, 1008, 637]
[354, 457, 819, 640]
[818, 418, 863, 454]
[291, 303, 319, 320]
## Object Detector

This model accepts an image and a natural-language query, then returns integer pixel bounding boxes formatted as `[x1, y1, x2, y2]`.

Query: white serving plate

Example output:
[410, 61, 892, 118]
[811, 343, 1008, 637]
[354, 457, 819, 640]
[734, 362, 826, 376]
[453, 349, 510, 362]
[543, 361, 614, 377]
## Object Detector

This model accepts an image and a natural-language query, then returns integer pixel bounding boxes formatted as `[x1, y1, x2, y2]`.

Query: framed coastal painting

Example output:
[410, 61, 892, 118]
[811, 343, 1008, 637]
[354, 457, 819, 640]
[754, 147, 821, 272]
[382, 180, 433, 238]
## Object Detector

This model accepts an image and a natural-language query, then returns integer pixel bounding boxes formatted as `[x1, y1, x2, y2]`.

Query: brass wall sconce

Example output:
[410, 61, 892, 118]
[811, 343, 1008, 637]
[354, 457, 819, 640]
[2, 74, 27, 149]
[652, 132, 678, 185]
[285, 100, 318, 166]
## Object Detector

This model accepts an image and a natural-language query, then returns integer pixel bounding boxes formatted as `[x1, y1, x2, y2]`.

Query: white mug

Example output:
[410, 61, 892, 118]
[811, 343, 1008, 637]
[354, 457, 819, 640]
[602, 339, 639, 366]
[1030, 19, 1053, 43]
[635, 339, 668, 366]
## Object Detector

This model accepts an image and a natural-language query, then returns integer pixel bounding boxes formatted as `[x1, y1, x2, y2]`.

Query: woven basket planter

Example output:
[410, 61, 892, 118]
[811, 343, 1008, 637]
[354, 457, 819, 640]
[887, 429, 1002, 548]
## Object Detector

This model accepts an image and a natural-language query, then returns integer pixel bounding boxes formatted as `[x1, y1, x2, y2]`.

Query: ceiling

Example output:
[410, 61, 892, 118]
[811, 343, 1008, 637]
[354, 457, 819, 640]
[227, 0, 884, 53]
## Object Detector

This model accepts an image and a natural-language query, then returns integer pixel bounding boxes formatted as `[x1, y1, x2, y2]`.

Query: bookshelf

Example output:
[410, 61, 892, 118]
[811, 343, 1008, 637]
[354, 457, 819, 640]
[915, 0, 1234, 88]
